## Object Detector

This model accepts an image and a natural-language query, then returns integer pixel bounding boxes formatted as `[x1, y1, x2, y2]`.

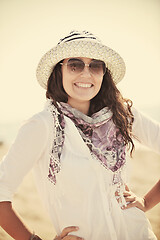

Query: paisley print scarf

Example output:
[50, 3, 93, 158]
[46, 100, 126, 184]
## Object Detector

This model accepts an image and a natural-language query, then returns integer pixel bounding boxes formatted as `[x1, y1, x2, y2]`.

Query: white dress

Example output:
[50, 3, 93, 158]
[0, 107, 159, 240]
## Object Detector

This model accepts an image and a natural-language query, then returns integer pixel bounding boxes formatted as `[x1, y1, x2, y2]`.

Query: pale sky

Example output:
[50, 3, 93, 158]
[0, 0, 160, 122]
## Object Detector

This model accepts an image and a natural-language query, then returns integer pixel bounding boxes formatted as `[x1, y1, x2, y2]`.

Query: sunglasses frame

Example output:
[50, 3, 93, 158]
[60, 58, 106, 75]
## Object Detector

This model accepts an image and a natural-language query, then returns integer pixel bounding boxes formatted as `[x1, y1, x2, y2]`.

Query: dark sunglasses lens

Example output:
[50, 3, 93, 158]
[67, 58, 106, 75]
[90, 60, 106, 74]
[67, 59, 84, 73]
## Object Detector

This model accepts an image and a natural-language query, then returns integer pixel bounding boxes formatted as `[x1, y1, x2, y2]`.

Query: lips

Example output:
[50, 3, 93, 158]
[74, 82, 93, 88]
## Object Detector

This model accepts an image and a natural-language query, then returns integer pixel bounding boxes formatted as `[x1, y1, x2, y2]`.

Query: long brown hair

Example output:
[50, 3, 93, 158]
[46, 62, 135, 155]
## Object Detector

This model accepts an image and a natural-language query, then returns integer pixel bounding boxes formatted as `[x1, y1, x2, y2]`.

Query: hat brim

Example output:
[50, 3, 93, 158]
[36, 40, 126, 89]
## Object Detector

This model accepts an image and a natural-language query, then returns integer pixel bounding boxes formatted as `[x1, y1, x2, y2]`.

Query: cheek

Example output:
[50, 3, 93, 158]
[96, 76, 104, 89]
[62, 72, 73, 95]
[62, 78, 68, 94]
[62, 70, 69, 90]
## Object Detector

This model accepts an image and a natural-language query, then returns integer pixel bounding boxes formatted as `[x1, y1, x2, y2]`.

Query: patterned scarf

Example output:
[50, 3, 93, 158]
[46, 100, 126, 184]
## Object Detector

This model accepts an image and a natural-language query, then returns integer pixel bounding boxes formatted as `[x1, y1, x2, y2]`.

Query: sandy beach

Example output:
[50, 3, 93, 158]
[0, 143, 159, 240]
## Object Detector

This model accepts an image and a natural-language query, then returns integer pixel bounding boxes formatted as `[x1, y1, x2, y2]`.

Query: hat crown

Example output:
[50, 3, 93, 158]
[58, 30, 102, 45]
[36, 30, 126, 89]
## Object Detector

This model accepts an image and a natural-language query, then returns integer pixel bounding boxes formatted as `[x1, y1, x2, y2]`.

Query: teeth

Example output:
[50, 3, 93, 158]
[75, 83, 92, 88]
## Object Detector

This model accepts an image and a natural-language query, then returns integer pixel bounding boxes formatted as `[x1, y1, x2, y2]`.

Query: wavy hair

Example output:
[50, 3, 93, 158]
[46, 62, 135, 155]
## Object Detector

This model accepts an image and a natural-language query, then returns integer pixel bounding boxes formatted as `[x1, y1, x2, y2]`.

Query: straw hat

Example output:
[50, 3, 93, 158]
[36, 30, 126, 89]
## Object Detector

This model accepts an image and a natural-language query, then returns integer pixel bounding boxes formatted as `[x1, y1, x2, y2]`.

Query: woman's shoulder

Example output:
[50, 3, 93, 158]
[131, 106, 159, 125]
[18, 109, 53, 138]
[32, 109, 53, 124]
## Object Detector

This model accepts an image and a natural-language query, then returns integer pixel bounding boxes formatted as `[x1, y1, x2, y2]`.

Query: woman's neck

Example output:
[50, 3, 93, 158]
[67, 99, 90, 115]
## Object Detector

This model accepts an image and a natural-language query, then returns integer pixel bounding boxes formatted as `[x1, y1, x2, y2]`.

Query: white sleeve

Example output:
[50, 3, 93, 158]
[0, 113, 49, 202]
[132, 107, 160, 154]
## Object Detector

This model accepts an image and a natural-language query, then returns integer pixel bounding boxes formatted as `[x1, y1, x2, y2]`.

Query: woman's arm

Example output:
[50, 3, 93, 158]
[0, 202, 84, 240]
[144, 179, 160, 211]
[0, 201, 33, 240]
[132, 108, 160, 154]
[0, 115, 48, 240]
[122, 180, 160, 211]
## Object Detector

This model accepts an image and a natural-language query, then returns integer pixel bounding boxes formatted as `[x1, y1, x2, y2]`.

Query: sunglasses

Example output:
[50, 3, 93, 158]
[60, 58, 106, 75]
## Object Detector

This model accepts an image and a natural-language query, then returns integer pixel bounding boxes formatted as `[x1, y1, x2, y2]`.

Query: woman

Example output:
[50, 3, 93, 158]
[0, 30, 159, 240]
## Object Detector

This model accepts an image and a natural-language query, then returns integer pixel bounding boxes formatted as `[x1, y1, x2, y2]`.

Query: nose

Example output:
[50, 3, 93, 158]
[81, 64, 92, 76]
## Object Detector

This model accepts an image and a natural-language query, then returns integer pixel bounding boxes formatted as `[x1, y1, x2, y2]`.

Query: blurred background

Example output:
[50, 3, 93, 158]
[0, 0, 160, 143]
[0, 0, 160, 239]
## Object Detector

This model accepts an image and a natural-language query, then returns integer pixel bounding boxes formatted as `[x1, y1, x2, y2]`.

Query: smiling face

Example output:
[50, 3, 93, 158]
[61, 57, 104, 114]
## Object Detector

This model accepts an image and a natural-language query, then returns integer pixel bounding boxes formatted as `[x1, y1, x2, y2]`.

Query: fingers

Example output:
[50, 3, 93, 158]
[115, 190, 131, 198]
[124, 196, 136, 202]
[54, 235, 84, 240]
[123, 189, 136, 204]
[55, 226, 84, 240]
[60, 226, 79, 239]
[115, 190, 132, 205]
[125, 184, 130, 191]
[115, 190, 132, 198]
[115, 185, 144, 211]
[115, 184, 146, 212]
[115, 191, 119, 196]
[63, 235, 84, 240]
[124, 184, 133, 197]
[121, 197, 146, 212]
[123, 191, 131, 197]
[54, 236, 61, 240]
[121, 201, 137, 209]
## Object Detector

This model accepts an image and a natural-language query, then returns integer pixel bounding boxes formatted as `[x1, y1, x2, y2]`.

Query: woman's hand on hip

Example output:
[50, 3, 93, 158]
[54, 226, 84, 240]
[121, 185, 146, 211]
